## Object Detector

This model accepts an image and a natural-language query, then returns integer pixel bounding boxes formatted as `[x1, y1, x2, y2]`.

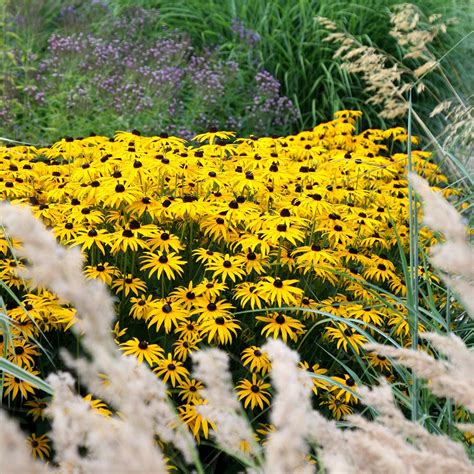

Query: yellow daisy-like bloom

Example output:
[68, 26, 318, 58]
[234, 282, 265, 309]
[258, 276, 304, 307]
[199, 315, 241, 345]
[256, 312, 305, 343]
[140, 251, 187, 280]
[27, 433, 51, 460]
[241, 346, 271, 375]
[153, 354, 190, 387]
[3, 372, 39, 400]
[119, 337, 164, 365]
[70, 227, 110, 254]
[325, 323, 367, 355]
[324, 394, 354, 420]
[178, 378, 204, 404]
[8, 339, 40, 369]
[83, 394, 113, 417]
[111, 274, 147, 296]
[192, 128, 236, 145]
[25, 399, 48, 422]
[206, 253, 246, 282]
[147, 301, 189, 334]
[236, 373, 271, 410]
[84, 262, 119, 285]
[179, 400, 216, 442]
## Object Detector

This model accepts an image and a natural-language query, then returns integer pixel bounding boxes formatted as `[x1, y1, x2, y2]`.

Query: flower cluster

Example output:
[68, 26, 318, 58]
[0, 111, 457, 456]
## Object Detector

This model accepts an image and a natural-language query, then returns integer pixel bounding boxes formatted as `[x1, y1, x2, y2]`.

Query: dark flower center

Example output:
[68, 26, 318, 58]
[138, 341, 148, 350]
[273, 279, 284, 288]
[168, 364, 176, 371]
[223, 260, 232, 268]
[311, 244, 321, 251]
[377, 264, 387, 271]
[334, 225, 343, 232]
[344, 329, 353, 337]
[161, 233, 170, 240]
[125, 278, 133, 284]
[88, 229, 98, 237]
[15, 346, 24, 355]
[346, 377, 355, 387]
[215, 317, 225, 325]
[162, 304, 172, 313]
[159, 255, 168, 264]
[247, 252, 257, 261]
[122, 229, 134, 238]
[254, 349, 262, 357]
[280, 208, 291, 217]
[186, 291, 195, 300]
[216, 217, 225, 225]
[276, 223, 287, 232]
[275, 315, 285, 324]
[251, 384, 260, 393]
[207, 303, 217, 311]
[96, 265, 105, 271]
[115, 184, 125, 193]
[129, 220, 140, 230]
[142, 197, 151, 204]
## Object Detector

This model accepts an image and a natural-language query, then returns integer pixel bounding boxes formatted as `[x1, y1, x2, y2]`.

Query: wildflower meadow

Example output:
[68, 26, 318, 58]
[0, 1, 472, 473]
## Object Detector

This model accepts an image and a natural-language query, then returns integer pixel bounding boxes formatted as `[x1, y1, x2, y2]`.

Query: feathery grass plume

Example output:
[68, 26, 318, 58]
[47, 371, 168, 473]
[408, 173, 474, 315]
[390, 3, 448, 64]
[341, 380, 474, 474]
[367, 333, 474, 412]
[429, 100, 473, 172]
[0, 411, 52, 474]
[192, 349, 260, 466]
[262, 339, 314, 474]
[0, 202, 196, 468]
[316, 4, 455, 120]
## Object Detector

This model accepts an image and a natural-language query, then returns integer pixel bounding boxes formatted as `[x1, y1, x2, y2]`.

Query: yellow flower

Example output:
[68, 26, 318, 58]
[236, 373, 271, 410]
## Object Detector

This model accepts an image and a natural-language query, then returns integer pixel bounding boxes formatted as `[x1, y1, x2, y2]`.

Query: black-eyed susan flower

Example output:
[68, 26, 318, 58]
[325, 323, 367, 355]
[109, 227, 149, 254]
[192, 129, 235, 145]
[234, 282, 264, 309]
[27, 433, 51, 460]
[3, 372, 38, 400]
[119, 337, 164, 365]
[147, 301, 189, 334]
[206, 253, 246, 282]
[25, 399, 48, 422]
[241, 346, 271, 375]
[147, 230, 184, 253]
[236, 373, 271, 410]
[173, 337, 200, 362]
[84, 262, 119, 285]
[70, 227, 110, 255]
[154, 354, 190, 387]
[199, 315, 241, 345]
[258, 276, 303, 307]
[111, 274, 147, 297]
[83, 394, 113, 417]
[8, 340, 40, 369]
[179, 400, 216, 442]
[178, 378, 204, 404]
[256, 312, 305, 343]
[140, 251, 186, 280]
[324, 394, 353, 420]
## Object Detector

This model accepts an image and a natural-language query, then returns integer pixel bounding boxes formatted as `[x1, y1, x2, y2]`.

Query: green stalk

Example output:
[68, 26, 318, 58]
[407, 88, 419, 422]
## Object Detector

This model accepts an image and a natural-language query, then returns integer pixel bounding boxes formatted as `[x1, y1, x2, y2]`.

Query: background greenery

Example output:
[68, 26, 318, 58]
[1, 0, 472, 143]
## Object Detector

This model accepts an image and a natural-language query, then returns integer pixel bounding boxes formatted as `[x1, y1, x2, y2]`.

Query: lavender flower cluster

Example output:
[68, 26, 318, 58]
[1, 6, 296, 138]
